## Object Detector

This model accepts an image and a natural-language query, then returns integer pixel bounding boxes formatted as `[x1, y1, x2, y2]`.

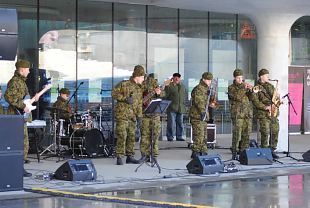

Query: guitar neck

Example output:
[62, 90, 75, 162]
[29, 87, 50, 105]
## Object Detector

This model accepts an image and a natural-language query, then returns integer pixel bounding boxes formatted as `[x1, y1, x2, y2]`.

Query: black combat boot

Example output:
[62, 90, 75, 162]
[116, 157, 124, 165]
[23, 169, 32, 177]
[126, 156, 140, 164]
[232, 152, 239, 161]
[191, 151, 200, 159]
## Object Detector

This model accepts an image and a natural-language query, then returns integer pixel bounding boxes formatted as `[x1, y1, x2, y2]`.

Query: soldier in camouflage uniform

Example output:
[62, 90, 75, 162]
[0, 86, 4, 114]
[139, 73, 165, 162]
[4, 60, 39, 177]
[228, 69, 253, 160]
[189, 72, 213, 158]
[252, 68, 279, 159]
[112, 65, 145, 165]
[51, 88, 71, 120]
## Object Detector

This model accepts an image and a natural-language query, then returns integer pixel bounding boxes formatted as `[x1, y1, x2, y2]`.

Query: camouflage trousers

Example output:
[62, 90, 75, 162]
[140, 115, 161, 157]
[115, 119, 136, 158]
[24, 124, 29, 161]
[258, 117, 279, 149]
[190, 119, 208, 153]
[231, 118, 252, 152]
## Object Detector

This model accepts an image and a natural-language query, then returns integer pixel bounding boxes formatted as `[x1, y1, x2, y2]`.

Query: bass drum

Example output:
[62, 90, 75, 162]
[70, 128, 105, 157]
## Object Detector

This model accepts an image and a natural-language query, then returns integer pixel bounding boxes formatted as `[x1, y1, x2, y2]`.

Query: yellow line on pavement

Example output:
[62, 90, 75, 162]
[30, 187, 215, 208]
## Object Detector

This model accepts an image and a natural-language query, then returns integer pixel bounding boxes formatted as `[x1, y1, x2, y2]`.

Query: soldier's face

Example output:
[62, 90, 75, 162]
[20, 67, 30, 77]
[235, 76, 243, 84]
[203, 79, 212, 86]
[61, 93, 69, 100]
[135, 76, 145, 84]
[260, 74, 269, 83]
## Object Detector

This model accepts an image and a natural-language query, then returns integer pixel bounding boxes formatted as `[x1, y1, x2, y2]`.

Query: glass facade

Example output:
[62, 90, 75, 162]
[0, 1, 257, 134]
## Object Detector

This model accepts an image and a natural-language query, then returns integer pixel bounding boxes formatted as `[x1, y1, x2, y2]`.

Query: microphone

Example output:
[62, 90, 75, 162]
[80, 81, 84, 85]
[282, 93, 289, 99]
[46, 78, 51, 81]
[268, 79, 278, 82]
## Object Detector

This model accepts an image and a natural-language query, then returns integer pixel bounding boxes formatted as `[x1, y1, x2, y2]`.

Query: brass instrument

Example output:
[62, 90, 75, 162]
[209, 78, 220, 109]
[270, 80, 283, 117]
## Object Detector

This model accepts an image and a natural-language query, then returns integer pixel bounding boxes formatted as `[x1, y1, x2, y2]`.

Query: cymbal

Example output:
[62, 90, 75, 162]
[46, 106, 69, 113]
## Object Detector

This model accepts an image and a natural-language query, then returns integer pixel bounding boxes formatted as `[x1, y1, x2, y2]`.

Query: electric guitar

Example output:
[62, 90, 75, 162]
[23, 83, 52, 118]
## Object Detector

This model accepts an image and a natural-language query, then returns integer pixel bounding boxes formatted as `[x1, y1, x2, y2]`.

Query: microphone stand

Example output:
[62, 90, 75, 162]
[282, 93, 299, 161]
[68, 82, 83, 112]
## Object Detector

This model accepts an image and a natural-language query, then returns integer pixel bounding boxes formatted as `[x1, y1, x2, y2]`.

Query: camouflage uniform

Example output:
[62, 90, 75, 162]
[51, 96, 71, 120]
[228, 80, 253, 153]
[140, 76, 164, 157]
[189, 72, 213, 155]
[112, 77, 143, 158]
[252, 80, 279, 150]
[4, 69, 32, 161]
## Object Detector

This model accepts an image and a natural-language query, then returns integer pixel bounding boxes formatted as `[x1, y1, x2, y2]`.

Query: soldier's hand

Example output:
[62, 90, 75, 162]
[24, 106, 31, 113]
[265, 106, 271, 111]
[200, 112, 206, 121]
[125, 96, 133, 104]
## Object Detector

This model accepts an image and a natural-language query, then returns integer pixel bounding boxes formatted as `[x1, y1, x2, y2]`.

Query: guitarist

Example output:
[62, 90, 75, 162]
[139, 73, 166, 162]
[4, 59, 39, 177]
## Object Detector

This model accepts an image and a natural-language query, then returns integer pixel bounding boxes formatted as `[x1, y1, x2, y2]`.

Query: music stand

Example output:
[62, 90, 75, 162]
[135, 99, 171, 174]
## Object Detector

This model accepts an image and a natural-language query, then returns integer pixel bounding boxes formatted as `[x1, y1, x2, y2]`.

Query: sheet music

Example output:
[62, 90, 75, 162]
[27, 119, 46, 127]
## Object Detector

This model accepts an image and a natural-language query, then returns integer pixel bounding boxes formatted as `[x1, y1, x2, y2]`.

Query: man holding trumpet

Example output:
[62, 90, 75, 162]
[228, 69, 254, 160]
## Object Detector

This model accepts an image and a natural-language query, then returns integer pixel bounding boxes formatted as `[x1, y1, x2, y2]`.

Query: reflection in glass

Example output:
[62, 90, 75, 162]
[179, 9, 208, 98]
[114, 3, 146, 83]
[77, 1, 112, 111]
[147, 6, 178, 83]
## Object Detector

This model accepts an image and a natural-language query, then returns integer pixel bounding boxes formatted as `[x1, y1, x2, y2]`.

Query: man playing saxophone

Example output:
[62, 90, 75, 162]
[252, 68, 279, 159]
[228, 69, 253, 160]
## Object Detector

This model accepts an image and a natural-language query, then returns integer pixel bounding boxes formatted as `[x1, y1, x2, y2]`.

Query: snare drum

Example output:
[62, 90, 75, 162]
[70, 128, 105, 156]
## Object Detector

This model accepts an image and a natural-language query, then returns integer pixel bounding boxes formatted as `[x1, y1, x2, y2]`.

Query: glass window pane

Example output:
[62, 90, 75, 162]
[237, 15, 257, 80]
[113, 3, 146, 83]
[39, 0, 77, 113]
[209, 12, 236, 80]
[147, 6, 178, 83]
[77, 1, 112, 114]
[179, 9, 208, 99]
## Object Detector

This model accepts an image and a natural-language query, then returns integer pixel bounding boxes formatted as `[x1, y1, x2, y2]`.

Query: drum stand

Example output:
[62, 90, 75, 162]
[40, 113, 65, 162]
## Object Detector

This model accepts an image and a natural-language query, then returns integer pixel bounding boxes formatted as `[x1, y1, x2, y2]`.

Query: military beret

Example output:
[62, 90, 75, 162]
[173, 73, 181, 78]
[132, 65, 145, 77]
[233, 69, 243, 77]
[59, 88, 70, 95]
[258, 68, 269, 77]
[148, 73, 158, 79]
[15, 59, 30, 68]
[202, 72, 213, 80]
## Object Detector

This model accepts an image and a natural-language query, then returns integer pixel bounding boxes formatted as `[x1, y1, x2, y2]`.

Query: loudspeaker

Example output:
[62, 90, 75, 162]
[186, 154, 224, 174]
[54, 159, 97, 181]
[0, 8, 18, 61]
[0, 115, 24, 192]
[302, 150, 310, 162]
[239, 148, 273, 165]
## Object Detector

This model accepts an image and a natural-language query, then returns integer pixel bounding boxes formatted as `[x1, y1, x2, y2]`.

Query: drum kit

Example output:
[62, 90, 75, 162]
[41, 106, 112, 159]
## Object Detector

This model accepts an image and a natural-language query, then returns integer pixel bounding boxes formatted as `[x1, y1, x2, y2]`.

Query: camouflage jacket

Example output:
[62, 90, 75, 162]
[189, 80, 210, 120]
[164, 82, 187, 113]
[252, 80, 278, 118]
[112, 77, 143, 121]
[228, 81, 253, 119]
[4, 70, 32, 121]
[0, 104, 4, 114]
[52, 96, 72, 120]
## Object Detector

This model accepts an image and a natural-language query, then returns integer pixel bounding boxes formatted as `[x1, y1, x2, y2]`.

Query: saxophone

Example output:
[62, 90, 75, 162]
[270, 80, 282, 117]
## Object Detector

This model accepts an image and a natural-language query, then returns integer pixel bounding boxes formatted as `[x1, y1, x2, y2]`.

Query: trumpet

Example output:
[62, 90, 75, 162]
[243, 81, 261, 93]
